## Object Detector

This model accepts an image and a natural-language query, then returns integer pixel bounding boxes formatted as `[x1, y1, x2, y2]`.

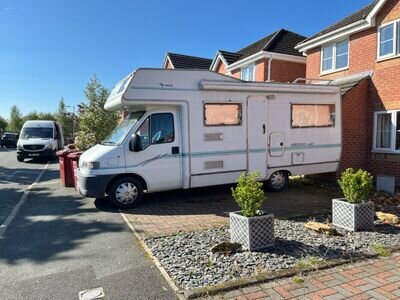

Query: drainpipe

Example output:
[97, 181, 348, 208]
[267, 54, 273, 82]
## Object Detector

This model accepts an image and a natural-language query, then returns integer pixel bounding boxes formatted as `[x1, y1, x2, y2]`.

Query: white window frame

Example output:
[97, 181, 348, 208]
[240, 63, 255, 81]
[373, 110, 400, 153]
[377, 20, 400, 60]
[320, 39, 349, 74]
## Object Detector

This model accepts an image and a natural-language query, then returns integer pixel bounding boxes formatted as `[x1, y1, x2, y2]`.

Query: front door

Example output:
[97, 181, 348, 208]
[247, 97, 267, 179]
[126, 111, 182, 192]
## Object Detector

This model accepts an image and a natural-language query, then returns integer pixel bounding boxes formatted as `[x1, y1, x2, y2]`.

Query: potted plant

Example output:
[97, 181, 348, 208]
[230, 172, 274, 251]
[333, 168, 374, 231]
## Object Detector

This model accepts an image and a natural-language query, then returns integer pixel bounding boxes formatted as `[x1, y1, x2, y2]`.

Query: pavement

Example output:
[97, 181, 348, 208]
[212, 253, 400, 299]
[0, 147, 176, 300]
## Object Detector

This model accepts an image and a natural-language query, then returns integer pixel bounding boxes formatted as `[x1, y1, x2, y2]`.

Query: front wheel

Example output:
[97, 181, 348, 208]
[108, 177, 144, 209]
[266, 171, 288, 192]
[17, 156, 24, 162]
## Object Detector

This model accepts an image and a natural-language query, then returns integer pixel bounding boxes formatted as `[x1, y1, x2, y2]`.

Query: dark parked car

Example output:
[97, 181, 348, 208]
[1, 132, 19, 148]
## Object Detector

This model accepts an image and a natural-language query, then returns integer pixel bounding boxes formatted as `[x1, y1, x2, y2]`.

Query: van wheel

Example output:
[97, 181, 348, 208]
[17, 156, 24, 162]
[108, 177, 144, 209]
[266, 171, 288, 192]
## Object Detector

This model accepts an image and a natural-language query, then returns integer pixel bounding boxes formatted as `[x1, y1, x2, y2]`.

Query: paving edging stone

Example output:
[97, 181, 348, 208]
[119, 212, 186, 299]
[184, 248, 400, 299]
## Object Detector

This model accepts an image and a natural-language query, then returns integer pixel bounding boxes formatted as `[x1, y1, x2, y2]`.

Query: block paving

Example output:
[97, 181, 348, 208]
[211, 253, 400, 299]
[123, 184, 336, 238]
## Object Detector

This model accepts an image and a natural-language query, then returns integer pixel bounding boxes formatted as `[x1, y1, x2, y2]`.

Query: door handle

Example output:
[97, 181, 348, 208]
[171, 146, 180, 155]
[262, 124, 266, 134]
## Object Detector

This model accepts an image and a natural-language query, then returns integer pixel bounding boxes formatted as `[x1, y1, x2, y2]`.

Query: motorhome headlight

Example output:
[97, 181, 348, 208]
[81, 161, 100, 169]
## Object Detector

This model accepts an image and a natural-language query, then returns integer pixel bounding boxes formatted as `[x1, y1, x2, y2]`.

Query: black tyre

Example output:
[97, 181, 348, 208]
[17, 156, 24, 162]
[108, 177, 144, 209]
[266, 171, 288, 192]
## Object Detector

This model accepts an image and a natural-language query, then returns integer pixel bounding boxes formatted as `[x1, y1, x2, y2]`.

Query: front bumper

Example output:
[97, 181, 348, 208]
[78, 171, 114, 199]
[17, 148, 55, 158]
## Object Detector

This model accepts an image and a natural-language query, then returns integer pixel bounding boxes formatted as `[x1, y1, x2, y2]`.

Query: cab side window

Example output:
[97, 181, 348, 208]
[135, 113, 174, 149]
[151, 113, 174, 144]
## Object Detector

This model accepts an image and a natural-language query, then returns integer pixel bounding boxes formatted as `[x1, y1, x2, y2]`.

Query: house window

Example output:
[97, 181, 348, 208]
[378, 21, 400, 59]
[374, 110, 400, 152]
[241, 64, 254, 81]
[291, 104, 335, 128]
[321, 40, 349, 73]
[204, 103, 242, 126]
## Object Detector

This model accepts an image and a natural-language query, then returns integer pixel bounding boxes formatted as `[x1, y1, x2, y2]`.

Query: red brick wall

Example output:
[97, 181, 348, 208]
[305, 0, 400, 187]
[215, 60, 227, 74]
[231, 68, 241, 79]
[255, 59, 267, 81]
[165, 59, 173, 69]
[269, 60, 306, 83]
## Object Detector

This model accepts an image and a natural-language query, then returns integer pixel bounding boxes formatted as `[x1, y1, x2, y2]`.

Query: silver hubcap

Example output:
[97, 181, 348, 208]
[115, 182, 138, 205]
[270, 172, 286, 189]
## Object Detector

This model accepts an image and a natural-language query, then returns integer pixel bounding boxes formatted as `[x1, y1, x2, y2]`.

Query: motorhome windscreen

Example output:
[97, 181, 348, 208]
[101, 111, 144, 146]
[20, 127, 53, 139]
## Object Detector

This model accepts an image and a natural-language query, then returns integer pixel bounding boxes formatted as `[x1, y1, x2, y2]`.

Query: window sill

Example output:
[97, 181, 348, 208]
[372, 149, 400, 155]
[320, 67, 349, 76]
[376, 54, 400, 63]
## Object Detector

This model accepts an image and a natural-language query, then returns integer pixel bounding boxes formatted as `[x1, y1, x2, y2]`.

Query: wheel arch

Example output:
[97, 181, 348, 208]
[105, 173, 148, 195]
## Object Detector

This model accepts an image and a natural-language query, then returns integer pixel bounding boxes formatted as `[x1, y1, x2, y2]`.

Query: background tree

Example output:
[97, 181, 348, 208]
[76, 75, 118, 150]
[0, 116, 7, 134]
[22, 111, 56, 123]
[55, 97, 73, 136]
[7, 105, 23, 133]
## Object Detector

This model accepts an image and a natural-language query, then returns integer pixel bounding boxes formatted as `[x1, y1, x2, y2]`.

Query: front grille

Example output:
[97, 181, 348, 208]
[23, 144, 45, 151]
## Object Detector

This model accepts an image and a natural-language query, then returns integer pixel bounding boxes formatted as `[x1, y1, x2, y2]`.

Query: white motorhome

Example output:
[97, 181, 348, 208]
[78, 69, 341, 208]
[17, 120, 64, 162]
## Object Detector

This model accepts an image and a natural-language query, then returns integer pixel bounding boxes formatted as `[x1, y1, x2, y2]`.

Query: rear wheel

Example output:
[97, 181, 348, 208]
[266, 171, 288, 192]
[17, 156, 24, 162]
[108, 177, 144, 209]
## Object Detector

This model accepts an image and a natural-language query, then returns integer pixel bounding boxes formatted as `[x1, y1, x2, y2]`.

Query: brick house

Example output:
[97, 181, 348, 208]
[163, 29, 307, 83]
[163, 52, 213, 69]
[210, 29, 307, 83]
[297, 0, 400, 188]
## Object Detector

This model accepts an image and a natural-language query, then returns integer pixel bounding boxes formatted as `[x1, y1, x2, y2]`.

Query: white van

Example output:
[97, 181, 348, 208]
[78, 69, 341, 208]
[17, 120, 64, 162]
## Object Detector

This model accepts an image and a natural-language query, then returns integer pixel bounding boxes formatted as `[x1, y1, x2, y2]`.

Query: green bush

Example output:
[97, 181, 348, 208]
[231, 172, 266, 217]
[338, 168, 373, 203]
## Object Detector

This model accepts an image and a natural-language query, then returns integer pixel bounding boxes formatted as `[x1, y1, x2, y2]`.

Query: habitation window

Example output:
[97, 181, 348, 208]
[204, 103, 242, 126]
[378, 21, 400, 59]
[291, 104, 335, 128]
[374, 110, 400, 152]
[241, 64, 254, 81]
[321, 40, 349, 73]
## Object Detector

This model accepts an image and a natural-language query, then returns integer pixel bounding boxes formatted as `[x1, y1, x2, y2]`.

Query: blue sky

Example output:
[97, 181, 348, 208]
[0, 0, 371, 119]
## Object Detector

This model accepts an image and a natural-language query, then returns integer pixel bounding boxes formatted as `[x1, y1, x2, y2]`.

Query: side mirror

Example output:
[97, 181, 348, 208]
[129, 134, 142, 152]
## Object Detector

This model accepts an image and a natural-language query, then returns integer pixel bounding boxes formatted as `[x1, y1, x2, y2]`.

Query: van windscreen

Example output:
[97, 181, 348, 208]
[21, 127, 53, 139]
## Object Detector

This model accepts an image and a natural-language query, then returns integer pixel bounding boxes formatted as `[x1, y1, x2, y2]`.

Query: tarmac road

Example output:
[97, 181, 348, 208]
[0, 147, 176, 300]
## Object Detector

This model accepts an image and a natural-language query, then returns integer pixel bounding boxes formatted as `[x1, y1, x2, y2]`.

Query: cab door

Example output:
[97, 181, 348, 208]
[125, 111, 182, 192]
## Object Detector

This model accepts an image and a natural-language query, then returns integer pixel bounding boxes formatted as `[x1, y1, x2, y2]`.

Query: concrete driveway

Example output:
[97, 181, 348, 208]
[0, 148, 176, 300]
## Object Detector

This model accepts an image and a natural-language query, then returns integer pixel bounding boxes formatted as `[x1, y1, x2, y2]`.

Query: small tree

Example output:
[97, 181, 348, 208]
[7, 105, 23, 133]
[338, 168, 373, 203]
[56, 97, 73, 136]
[76, 75, 118, 150]
[231, 172, 266, 217]
[0, 116, 7, 134]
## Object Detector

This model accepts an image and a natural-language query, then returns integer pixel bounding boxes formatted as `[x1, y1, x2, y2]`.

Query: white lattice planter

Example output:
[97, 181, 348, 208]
[230, 212, 274, 251]
[332, 198, 374, 232]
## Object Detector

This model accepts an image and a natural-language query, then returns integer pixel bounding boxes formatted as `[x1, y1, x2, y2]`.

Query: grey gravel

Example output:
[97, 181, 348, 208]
[146, 218, 400, 289]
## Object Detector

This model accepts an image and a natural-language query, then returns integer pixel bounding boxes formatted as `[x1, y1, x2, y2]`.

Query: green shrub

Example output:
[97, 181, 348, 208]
[338, 168, 373, 203]
[231, 172, 266, 217]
